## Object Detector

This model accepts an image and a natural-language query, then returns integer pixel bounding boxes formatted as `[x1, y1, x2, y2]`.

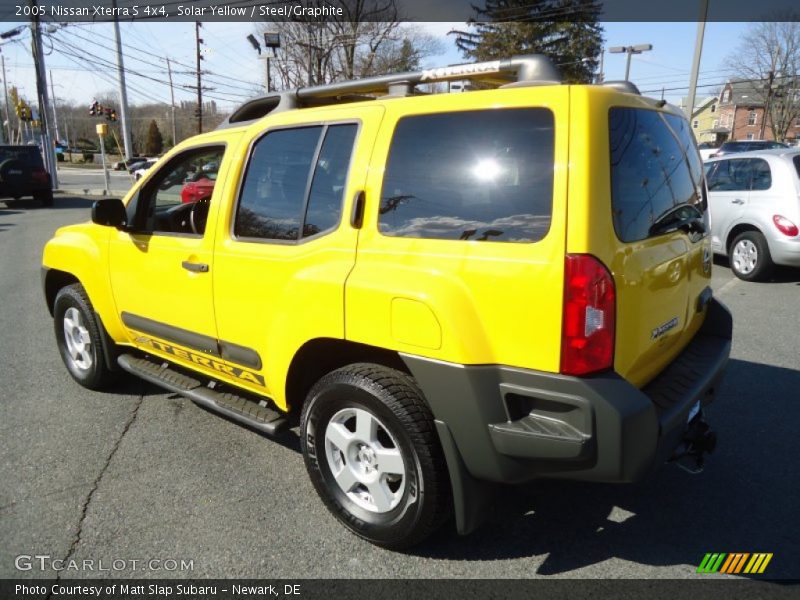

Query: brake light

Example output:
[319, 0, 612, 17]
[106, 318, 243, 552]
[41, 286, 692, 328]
[32, 169, 49, 184]
[773, 215, 799, 237]
[560, 254, 616, 376]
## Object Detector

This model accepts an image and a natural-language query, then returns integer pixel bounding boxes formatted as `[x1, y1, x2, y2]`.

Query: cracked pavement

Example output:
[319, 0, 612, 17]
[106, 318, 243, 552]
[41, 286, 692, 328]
[1, 196, 798, 580]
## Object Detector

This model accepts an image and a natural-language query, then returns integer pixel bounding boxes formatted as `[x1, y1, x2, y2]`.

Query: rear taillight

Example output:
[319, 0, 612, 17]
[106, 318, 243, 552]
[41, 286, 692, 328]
[32, 169, 49, 184]
[773, 215, 799, 237]
[560, 254, 616, 376]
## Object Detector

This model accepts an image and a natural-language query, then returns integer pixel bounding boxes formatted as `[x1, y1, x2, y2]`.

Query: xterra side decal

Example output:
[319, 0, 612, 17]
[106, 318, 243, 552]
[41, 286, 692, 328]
[134, 336, 267, 388]
[120, 312, 263, 371]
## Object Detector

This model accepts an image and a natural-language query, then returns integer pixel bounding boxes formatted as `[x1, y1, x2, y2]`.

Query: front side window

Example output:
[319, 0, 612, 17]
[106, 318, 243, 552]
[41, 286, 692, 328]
[707, 159, 753, 191]
[609, 108, 706, 243]
[136, 146, 224, 236]
[379, 108, 555, 243]
[235, 124, 357, 241]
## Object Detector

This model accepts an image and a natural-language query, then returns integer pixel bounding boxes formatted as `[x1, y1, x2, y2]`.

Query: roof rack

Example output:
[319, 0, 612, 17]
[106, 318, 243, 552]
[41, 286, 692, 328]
[220, 54, 562, 129]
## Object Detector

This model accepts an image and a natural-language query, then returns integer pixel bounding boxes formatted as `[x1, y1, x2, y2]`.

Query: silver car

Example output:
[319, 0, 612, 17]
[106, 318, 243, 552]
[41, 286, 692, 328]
[705, 148, 800, 280]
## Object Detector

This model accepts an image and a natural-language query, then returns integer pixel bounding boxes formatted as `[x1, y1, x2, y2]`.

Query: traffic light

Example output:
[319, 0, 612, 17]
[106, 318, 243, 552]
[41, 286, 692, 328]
[89, 100, 99, 116]
[108, 109, 118, 122]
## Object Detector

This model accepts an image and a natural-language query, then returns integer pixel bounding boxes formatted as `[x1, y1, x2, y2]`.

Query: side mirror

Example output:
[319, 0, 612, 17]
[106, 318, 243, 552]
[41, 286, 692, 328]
[92, 198, 127, 229]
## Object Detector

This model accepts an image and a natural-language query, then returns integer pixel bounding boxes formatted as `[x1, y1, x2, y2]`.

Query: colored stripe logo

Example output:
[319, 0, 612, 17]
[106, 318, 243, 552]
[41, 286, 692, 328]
[697, 553, 773, 574]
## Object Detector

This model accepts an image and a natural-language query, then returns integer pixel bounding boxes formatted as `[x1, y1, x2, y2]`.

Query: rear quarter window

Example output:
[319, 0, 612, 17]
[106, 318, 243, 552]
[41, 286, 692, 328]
[379, 108, 554, 243]
[609, 108, 706, 243]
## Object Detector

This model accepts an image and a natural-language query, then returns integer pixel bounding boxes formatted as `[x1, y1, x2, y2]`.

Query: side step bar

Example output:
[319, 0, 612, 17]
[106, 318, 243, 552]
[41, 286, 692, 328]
[117, 354, 287, 435]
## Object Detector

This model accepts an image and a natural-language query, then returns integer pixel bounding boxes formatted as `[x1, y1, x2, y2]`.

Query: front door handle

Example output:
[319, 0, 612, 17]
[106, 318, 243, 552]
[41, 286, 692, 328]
[731, 198, 745, 205]
[182, 260, 209, 273]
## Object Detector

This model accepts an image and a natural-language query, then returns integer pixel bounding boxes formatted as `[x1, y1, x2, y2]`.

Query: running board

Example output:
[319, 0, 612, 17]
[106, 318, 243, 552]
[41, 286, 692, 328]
[117, 354, 287, 435]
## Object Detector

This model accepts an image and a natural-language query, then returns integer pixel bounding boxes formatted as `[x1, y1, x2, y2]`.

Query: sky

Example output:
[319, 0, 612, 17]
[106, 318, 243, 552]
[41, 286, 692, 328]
[0, 20, 750, 114]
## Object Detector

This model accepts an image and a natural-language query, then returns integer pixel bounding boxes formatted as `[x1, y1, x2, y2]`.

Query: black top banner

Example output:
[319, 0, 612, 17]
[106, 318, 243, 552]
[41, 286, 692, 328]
[1, 0, 799, 23]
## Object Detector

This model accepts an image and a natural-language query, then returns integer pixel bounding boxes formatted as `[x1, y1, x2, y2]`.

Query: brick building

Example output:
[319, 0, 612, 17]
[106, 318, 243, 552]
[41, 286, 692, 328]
[713, 79, 800, 143]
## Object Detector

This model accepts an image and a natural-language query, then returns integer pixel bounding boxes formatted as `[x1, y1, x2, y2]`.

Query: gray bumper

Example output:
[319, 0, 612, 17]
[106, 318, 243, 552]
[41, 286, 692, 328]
[401, 298, 732, 486]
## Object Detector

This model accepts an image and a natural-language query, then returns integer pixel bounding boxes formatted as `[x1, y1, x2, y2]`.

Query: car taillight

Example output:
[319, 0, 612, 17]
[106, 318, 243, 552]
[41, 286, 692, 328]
[32, 169, 49, 183]
[560, 254, 616, 376]
[773, 215, 799, 237]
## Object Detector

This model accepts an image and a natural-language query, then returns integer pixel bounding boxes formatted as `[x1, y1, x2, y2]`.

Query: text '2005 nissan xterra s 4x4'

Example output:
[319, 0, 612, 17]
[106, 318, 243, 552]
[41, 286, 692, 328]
[42, 55, 732, 549]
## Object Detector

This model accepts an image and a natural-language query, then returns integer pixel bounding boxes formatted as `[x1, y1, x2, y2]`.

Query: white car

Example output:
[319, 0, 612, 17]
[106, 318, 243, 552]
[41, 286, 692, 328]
[133, 159, 158, 181]
[705, 148, 800, 280]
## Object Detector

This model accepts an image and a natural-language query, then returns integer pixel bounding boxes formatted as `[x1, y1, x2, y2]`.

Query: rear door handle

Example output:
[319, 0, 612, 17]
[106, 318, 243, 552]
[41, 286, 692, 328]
[731, 198, 745, 205]
[181, 260, 209, 273]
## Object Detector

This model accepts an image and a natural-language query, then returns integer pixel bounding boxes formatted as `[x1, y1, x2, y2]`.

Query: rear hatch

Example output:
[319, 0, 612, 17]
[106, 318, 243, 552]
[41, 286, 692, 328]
[0, 145, 48, 189]
[568, 89, 712, 388]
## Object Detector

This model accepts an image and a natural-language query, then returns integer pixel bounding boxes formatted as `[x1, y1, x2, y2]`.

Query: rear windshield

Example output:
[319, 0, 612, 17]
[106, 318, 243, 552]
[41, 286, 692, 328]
[379, 108, 554, 243]
[0, 146, 44, 167]
[609, 108, 706, 243]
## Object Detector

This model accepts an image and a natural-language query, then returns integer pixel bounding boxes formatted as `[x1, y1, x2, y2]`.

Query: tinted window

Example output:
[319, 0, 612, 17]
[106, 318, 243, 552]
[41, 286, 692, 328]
[0, 146, 44, 167]
[235, 127, 322, 240]
[749, 158, 772, 190]
[793, 156, 800, 179]
[379, 109, 554, 243]
[609, 108, 705, 243]
[303, 125, 357, 238]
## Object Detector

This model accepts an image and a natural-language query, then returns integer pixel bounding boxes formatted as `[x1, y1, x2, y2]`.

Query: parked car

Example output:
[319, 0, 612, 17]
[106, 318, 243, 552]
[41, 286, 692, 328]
[697, 142, 720, 161]
[42, 55, 731, 549]
[0, 145, 53, 206]
[180, 171, 217, 204]
[127, 158, 153, 174]
[133, 159, 157, 181]
[709, 140, 788, 158]
[705, 148, 800, 280]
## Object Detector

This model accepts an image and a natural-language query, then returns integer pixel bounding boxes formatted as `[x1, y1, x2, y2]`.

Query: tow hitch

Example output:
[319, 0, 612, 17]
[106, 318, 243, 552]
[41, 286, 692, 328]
[670, 413, 717, 474]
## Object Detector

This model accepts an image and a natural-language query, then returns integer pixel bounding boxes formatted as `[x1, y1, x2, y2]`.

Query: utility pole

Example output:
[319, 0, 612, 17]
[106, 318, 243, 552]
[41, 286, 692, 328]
[166, 58, 177, 146]
[609, 44, 653, 82]
[685, 0, 709, 120]
[49, 69, 60, 142]
[29, 1, 57, 189]
[112, 0, 133, 160]
[195, 21, 203, 134]
[1, 52, 9, 144]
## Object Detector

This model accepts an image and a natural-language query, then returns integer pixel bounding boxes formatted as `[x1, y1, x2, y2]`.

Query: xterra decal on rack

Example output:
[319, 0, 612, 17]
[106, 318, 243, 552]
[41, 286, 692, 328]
[134, 336, 267, 387]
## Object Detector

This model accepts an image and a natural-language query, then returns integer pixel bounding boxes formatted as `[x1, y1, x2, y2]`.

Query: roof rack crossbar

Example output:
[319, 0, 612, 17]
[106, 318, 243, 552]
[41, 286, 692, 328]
[295, 54, 561, 101]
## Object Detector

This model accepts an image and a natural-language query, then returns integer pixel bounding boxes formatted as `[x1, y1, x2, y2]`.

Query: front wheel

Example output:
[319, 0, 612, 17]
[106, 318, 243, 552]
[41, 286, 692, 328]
[53, 283, 118, 390]
[730, 231, 774, 281]
[301, 363, 451, 549]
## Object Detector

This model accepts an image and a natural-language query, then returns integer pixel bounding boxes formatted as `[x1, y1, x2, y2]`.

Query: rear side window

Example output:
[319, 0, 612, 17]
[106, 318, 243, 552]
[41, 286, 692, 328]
[793, 156, 800, 179]
[235, 124, 357, 241]
[609, 108, 706, 243]
[379, 109, 554, 243]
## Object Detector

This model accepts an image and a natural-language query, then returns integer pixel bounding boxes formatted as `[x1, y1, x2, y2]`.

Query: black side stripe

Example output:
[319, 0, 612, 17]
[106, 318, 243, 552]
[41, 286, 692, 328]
[121, 312, 263, 370]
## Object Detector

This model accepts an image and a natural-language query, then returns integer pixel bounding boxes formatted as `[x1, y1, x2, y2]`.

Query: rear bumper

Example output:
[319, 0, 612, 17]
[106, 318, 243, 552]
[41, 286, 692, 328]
[769, 236, 800, 267]
[0, 182, 50, 199]
[401, 297, 732, 485]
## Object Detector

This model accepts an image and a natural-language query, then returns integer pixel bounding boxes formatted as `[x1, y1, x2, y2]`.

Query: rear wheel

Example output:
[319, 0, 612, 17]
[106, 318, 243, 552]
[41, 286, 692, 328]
[730, 231, 773, 281]
[53, 283, 118, 390]
[301, 363, 451, 549]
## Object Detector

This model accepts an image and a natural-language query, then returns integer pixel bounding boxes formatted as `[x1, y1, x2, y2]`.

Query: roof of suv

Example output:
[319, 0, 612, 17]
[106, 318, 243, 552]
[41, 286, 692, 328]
[705, 147, 800, 162]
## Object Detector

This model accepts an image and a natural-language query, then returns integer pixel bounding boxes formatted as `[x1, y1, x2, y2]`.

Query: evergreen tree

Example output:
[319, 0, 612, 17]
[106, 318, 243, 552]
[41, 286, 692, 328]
[145, 120, 163, 155]
[453, 0, 603, 83]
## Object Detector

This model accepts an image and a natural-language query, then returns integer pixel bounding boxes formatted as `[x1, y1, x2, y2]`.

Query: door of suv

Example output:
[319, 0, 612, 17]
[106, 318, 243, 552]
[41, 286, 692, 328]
[109, 142, 231, 366]
[212, 107, 384, 406]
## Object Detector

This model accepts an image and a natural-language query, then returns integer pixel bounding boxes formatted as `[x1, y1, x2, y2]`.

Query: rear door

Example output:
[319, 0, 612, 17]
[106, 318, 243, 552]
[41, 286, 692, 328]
[583, 99, 711, 388]
[705, 158, 751, 253]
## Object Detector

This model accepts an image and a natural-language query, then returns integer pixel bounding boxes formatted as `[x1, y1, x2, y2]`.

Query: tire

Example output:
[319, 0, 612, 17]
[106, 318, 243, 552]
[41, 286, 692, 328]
[53, 283, 118, 390]
[301, 363, 451, 549]
[34, 190, 53, 207]
[729, 230, 774, 281]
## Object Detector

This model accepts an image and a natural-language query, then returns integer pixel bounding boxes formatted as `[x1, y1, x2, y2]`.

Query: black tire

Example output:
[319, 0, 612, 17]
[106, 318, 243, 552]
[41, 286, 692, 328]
[729, 230, 774, 281]
[34, 190, 53, 207]
[301, 363, 451, 549]
[53, 283, 118, 390]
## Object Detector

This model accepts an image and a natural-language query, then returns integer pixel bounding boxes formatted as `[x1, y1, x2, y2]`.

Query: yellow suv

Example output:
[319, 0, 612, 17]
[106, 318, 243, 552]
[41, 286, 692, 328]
[42, 56, 732, 549]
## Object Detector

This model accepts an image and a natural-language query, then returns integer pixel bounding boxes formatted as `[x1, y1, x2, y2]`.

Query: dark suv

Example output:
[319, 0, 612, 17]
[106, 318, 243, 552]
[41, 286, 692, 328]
[0, 145, 53, 206]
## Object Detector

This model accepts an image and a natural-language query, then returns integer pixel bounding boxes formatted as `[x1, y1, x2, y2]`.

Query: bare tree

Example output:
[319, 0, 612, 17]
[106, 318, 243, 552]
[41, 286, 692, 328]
[725, 21, 800, 141]
[256, 1, 441, 89]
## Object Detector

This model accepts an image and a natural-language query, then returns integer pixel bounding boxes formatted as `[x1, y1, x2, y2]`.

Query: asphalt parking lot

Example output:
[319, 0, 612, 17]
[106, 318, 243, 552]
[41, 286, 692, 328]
[1, 195, 798, 580]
